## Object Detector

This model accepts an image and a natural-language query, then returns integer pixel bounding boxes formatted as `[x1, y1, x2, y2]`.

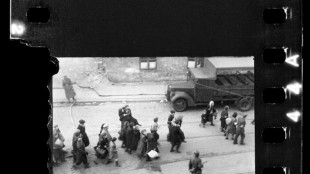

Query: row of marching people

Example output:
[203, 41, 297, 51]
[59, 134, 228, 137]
[219, 105, 248, 145]
[199, 101, 249, 145]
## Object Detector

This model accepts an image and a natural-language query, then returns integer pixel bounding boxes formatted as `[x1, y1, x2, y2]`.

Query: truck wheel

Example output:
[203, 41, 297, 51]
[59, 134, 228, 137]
[237, 98, 252, 111]
[173, 98, 188, 112]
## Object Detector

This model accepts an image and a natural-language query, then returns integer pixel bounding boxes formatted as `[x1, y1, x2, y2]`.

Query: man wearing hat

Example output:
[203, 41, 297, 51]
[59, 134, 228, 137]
[189, 150, 204, 174]
[62, 75, 76, 103]
[119, 105, 128, 128]
[77, 119, 90, 147]
[233, 114, 248, 145]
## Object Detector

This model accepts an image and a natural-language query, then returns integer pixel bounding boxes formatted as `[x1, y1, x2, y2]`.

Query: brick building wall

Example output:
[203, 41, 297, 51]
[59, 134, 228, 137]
[54, 57, 189, 86]
[103, 57, 188, 83]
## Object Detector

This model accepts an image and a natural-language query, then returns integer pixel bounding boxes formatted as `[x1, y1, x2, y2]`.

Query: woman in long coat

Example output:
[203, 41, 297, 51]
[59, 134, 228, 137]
[205, 101, 217, 126]
[53, 125, 66, 164]
[120, 121, 129, 148]
[125, 122, 135, 154]
[132, 126, 141, 151]
[62, 76, 76, 103]
[225, 112, 238, 140]
[77, 119, 90, 147]
[220, 106, 229, 132]
[146, 129, 159, 161]
[169, 120, 185, 153]
[72, 129, 81, 164]
[75, 138, 90, 168]
[136, 129, 147, 158]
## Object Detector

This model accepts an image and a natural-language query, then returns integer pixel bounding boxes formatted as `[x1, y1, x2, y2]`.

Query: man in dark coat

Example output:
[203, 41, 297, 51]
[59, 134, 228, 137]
[167, 110, 175, 142]
[132, 126, 141, 151]
[125, 122, 135, 154]
[77, 119, 90, 147]
[233, 114, 248, 145]
[169, 120, 185, 153]
[62, 76, 76, 103]
[120, 121, 129, 148]
[220, 106, 229, 132]
[205, 101, 217, 126]
[74, 138, 90, 168]
[119, 105, 128, 128]
[189, 151, 204, 174]
[72, 129, 81, 164]
[123, 109, 142, 126]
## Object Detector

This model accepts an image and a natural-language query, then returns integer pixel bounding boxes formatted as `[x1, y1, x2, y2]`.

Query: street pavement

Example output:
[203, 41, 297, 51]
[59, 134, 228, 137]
[52, 101, 255, 174]
[52, 82, 170, 104]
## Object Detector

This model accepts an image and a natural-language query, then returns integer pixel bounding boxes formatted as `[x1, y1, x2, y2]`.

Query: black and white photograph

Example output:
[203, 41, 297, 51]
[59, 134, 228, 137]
[51, 57, 255, 174]
[10, 0, 303, 174]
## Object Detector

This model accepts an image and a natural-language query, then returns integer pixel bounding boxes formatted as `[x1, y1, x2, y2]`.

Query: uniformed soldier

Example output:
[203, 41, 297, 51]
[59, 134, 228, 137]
[189, 150, 204, 174]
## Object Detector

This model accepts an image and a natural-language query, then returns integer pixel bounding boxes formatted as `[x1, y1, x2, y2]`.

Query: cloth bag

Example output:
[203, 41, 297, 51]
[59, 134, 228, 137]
[55, 138, 64, 148]
[147, 150, 159, 158]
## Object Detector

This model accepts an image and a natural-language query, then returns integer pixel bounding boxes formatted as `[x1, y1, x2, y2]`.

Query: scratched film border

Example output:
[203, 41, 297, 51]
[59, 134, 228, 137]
[10, 0, 303, 174]
[256, 0, 302, 174]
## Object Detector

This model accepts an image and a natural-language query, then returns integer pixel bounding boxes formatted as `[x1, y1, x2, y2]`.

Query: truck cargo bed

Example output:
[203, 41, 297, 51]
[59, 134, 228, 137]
[215, 73, 254, 87]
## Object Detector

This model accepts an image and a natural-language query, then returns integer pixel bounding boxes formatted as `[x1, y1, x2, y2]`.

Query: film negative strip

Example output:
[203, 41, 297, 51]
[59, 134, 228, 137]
[257, 1, 302, 174]
[9, 0, 302, 174]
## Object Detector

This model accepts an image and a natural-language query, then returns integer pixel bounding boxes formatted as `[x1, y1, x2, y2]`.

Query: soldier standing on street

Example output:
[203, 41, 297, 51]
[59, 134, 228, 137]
[233, 114, 248, 145]
[62, 75, 76, 103]
[189, 150, 204, 174]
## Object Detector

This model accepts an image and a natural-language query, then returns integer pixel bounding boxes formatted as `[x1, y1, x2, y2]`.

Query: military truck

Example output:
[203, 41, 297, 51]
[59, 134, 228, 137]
[166, 57, 254, 112]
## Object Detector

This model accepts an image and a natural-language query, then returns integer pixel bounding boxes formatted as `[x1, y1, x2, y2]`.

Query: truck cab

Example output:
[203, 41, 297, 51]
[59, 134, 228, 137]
[166, 57, 254, 112]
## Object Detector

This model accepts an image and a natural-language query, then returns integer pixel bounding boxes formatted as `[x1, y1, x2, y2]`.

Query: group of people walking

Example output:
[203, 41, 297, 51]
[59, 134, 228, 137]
[53, 101, 248, 173]
[118, 105, 160, 161]
[219, 104, 248, 145]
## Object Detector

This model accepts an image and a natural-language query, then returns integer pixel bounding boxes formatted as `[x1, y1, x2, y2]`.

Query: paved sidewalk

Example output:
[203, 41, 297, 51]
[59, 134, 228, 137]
[52, 82, 175, 103]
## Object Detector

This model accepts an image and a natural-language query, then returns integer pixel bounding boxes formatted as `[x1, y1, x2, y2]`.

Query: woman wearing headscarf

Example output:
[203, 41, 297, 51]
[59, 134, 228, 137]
[220, 106, 229, 133]
[75, 138, 90, 168]
[77, 119, 90, 147]
[136, 129, 147, 158]
[53, 125, 66, 164]
[125, 122, 135, 154]
[205, 101, 217, 126]
[146, 128, 160, 161]
[72, 129, 81, 164]
[169, 119, 185, 153]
